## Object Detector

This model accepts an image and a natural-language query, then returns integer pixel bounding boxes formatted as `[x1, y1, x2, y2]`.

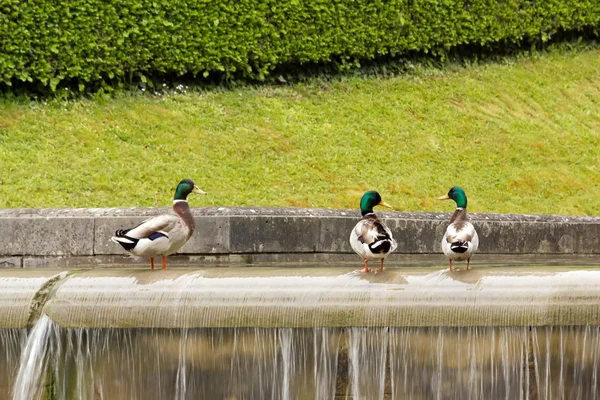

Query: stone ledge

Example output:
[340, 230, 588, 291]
[0, 207, 598, 265]
[0, 206, 598, 223]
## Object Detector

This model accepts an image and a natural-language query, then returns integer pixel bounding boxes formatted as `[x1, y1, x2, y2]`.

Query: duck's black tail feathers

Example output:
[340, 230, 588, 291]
[369, 239, 392, 254]
[450, 241, 469, 253]
[115, 229, 131, 237]
[111, 229, 139, 251]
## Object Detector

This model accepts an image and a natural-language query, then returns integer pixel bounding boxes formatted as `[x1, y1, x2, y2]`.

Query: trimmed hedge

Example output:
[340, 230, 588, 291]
[1, 0, 599, 90]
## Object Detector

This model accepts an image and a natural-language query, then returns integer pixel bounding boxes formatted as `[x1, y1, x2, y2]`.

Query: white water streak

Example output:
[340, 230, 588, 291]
[12, 314, 53, 400]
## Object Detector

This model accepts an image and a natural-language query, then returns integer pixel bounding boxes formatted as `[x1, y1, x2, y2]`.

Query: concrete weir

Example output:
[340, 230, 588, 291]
[0, 266, 599, 329]
[0, 207, 599, 399]
[3, 267, 600, 399]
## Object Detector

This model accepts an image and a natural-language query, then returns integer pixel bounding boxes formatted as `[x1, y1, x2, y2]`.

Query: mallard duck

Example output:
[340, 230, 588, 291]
[111, 179, 206, 270]
[349, 191, 397, 273]
[438, 186, 479, 271]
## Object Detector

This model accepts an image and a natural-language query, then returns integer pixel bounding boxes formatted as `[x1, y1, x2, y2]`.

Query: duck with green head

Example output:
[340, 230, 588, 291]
[111, 179, 207, 270]
[438, 186, 479, 271]
[349, 191, 398, 273]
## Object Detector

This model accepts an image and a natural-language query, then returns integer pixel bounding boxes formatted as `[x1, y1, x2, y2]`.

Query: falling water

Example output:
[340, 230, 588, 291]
[5, 268, 600, 399]
[531, 326, 600, 400]
[42, 327, 341, 399]
[5, 324, 600, 399]
[348, 327, 389, 399]
[388, 327, 530, 400]
[0, 329, 27, 395]
[12, 314, 54, 400]
[279, 328, 293, 399]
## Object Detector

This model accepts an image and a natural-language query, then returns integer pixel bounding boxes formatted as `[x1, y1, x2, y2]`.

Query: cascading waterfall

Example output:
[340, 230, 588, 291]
[531, 326, 600, 400]
[348, 327, 389, 399]
[0, 329, 27, 395]
[5, 268, 600, 399]
[40, 327, 341, 399]
[8, 324, 600, 399]
[12, 314, 54, 400]
[388, 327, 530, 400]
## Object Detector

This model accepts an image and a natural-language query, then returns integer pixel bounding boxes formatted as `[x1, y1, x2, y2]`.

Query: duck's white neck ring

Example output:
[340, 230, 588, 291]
[173, 199, 188, 204]
[456, 207, 465, 210]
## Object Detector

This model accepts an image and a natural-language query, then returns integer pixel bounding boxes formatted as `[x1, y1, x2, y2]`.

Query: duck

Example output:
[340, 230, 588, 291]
[111, 179, 206, 270]
[438, 186, 479, 271]
[349, 191, 397, 273]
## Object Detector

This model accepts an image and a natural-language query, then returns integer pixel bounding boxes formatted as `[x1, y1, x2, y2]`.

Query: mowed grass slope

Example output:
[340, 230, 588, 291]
[0, 48, 599, 215]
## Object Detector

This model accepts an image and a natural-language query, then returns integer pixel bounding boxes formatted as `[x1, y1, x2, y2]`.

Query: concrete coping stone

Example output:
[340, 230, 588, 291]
[0, 206, 598, 223]
[0, 207, 598, 259]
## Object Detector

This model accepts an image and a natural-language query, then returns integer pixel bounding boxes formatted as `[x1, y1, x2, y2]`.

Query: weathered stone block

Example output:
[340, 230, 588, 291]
[475, 221, 600, 254]
[318, 216, 357, 253]
[0, 257, 21, 268]
[180, 216, 230, 254]
[387, 219, 447, 253]
[229, 216, 321, 253]
[0, 216, 94, 256]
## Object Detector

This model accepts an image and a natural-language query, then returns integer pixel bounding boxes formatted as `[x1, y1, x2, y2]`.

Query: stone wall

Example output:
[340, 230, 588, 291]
[0, 207, 598, 267]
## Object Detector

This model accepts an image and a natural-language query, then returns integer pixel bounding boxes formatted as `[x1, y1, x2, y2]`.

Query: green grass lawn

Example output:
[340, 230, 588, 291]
[0, 47, 599, 215]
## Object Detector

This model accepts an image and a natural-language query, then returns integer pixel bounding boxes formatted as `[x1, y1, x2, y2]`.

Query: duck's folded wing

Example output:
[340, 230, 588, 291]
[355, 218, 393, 245]
[353, 219, 378, 245]
[126, 215, 179, 238]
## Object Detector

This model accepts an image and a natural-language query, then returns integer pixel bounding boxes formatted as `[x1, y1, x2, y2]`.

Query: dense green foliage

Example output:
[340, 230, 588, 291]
[0, 0, 599, 90]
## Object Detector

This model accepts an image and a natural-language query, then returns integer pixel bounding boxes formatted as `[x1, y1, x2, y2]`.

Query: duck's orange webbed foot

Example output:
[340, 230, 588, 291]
[357, 259, 370, 273]
[377, 259, 385, 272]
